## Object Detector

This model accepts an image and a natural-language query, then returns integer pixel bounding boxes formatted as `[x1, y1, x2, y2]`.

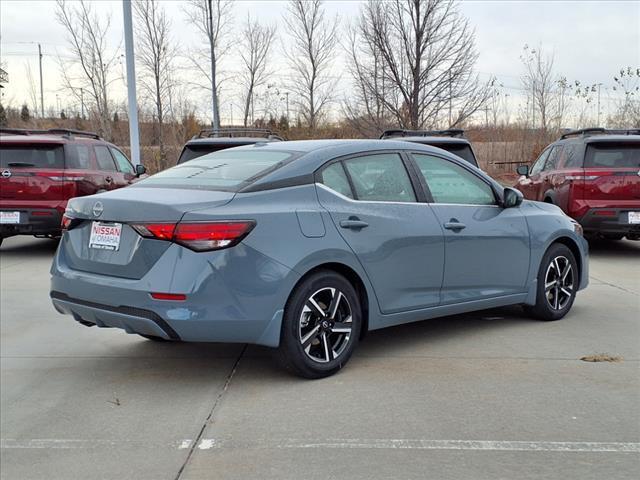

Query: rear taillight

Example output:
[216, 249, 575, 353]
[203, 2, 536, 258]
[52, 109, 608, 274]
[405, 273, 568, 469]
[131, 221, 255, 252]
[61, 214, 73, 230]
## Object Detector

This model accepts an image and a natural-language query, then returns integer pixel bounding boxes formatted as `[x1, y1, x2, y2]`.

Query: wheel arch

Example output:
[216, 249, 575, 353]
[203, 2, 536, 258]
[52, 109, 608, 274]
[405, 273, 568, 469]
[549, 236, 582, 281]
[289, 262, 371, 339]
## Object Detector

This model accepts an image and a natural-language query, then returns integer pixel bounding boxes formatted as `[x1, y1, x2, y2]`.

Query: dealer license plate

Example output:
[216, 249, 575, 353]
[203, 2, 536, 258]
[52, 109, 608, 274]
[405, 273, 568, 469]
[629, 212, 640, 224]
[0, 211, 21, 224]
[89, 222, 122, 251]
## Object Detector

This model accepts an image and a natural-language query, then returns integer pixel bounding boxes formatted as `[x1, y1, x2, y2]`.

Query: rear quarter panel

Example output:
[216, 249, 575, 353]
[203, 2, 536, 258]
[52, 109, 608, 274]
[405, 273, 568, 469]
[180, 184, 381, 322]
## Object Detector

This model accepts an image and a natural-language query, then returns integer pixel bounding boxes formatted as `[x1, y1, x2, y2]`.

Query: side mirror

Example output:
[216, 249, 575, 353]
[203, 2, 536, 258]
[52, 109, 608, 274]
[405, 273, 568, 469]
[503, 187, 523, 208]
[516, 165, 529, 177]
[135, 164, 147, 177]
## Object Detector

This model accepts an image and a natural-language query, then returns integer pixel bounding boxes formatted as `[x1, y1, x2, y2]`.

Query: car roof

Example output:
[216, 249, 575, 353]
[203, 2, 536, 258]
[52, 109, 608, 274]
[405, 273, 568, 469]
[227, 139, 497, 192]
[0, 134, 106, 145]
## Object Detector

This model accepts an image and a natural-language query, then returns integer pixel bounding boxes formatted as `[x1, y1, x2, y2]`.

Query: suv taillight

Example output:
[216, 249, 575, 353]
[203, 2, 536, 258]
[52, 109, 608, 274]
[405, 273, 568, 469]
[131, 221, 255, 252]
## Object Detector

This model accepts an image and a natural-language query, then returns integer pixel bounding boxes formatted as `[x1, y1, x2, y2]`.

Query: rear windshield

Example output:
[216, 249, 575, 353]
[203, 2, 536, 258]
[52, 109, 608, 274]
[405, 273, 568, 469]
[177, 143, 254, 164]
[429, 143, 477, 166]
[139, 150, 293, 190]
[585, 143, 640, 168]
[0, 144, 64, 169]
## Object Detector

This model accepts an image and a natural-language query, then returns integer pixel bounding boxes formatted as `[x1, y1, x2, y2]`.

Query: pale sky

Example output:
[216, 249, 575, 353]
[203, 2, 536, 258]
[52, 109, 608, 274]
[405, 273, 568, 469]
[0, 0, 638, 124]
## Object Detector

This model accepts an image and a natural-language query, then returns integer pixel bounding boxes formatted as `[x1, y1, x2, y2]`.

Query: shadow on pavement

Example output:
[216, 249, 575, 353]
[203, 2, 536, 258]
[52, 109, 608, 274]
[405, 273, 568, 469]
[587, 238, 640, 256]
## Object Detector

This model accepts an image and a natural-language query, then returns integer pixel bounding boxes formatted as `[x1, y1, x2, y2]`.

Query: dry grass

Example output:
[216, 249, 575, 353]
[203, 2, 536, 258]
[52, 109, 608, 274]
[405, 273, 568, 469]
[580, 354, 624, 363]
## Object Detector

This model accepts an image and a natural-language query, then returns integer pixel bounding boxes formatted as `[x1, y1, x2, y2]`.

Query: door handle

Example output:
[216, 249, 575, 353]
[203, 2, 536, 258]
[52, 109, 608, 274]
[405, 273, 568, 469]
[340, 219, 369, 230]
[444, 221, 466, 231]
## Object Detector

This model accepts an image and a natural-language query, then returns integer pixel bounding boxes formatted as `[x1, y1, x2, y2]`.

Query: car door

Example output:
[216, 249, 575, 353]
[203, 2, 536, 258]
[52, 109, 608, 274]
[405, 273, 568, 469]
[109, 147, 137, 186]
[315, 152, 445, 314]
[411, 153, 530, 304]
[94, 145, 119, 191]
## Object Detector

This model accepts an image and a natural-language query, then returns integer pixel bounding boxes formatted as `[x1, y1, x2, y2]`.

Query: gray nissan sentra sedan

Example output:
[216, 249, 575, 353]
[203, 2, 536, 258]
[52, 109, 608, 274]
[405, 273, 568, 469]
[50, 140, 589, 378]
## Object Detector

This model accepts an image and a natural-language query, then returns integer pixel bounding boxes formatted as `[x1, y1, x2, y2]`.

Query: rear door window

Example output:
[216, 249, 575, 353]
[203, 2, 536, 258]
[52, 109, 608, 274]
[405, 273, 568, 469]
[0, 144, 64, 168]
[585, 143, 640, 168]
[95, 146, 117, 171]
[342, 153, 416, 202]
[433, 143, 477, 166]
[110, 148, 135, 174]
[543, 146, 562, 171]
[319, 162, 354, 198]
[65, 145, 91, 169]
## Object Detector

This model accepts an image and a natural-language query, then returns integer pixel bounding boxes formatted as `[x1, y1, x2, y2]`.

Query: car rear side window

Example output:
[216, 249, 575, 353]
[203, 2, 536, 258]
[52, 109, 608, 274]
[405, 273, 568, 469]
[110, 148, 135, 174]
[138, 150, 293, 190]
[413, 154, 495, 205]
[0, 144, 64, 169]
[435, 143, 477, 166]
[95, 146, 117, 171]
[585, 143, 640, 168]
[343, 153, 416, 202]
[319, 163, 354, 198]
[65, 145, 91, 169]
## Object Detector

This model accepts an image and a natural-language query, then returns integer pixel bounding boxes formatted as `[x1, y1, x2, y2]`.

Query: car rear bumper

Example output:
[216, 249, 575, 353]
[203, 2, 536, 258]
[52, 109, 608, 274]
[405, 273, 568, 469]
[49, 238, 300, 347]
[577, 208, 640, 237]
[0, 208, 63, 237]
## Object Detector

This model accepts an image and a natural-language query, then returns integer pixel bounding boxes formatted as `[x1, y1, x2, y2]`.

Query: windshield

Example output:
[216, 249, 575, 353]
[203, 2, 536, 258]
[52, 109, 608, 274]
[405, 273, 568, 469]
[138, 150, 293, 190]
[0, 144, 64, 169]
[585, 143, 640, 168]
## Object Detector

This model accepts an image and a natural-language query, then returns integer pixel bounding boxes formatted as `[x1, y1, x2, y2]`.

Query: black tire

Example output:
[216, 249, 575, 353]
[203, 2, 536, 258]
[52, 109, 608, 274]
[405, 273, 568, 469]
[138, 334, 170, 342]
[276, 270, 362, 379]
[524, 243, 578, 321]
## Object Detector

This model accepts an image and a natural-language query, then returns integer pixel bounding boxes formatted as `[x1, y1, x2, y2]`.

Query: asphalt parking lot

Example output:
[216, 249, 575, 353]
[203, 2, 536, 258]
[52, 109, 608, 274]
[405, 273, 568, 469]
[1, 236, 638, 480]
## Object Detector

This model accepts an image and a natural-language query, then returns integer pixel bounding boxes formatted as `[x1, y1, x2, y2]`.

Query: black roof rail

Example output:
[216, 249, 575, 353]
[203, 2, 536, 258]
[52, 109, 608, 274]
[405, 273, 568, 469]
[46, 128, 102, 140]
[193, 127, 284, 141]
[380, 128, 465, 139]
[560, 128, 640, 140]
[0, 127, 102, 140]
[0, 127, 48, 136]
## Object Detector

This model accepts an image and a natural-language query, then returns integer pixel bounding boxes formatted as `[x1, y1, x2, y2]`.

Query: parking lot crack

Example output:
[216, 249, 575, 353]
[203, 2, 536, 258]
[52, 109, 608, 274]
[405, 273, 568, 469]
[173, 344, 247, 480]
[589, 275, 638, 296]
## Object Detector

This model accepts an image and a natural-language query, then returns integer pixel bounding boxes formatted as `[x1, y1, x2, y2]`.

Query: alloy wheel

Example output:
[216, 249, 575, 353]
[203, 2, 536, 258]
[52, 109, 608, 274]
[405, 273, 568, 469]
[544, 255, 574, 310]
[299, 287, 353, 363]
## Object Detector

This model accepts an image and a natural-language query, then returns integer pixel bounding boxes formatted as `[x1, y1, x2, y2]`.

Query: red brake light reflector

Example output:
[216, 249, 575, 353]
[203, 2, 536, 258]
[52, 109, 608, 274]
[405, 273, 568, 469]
[594, 210, 616, 217]
[150, 292, 186, 301]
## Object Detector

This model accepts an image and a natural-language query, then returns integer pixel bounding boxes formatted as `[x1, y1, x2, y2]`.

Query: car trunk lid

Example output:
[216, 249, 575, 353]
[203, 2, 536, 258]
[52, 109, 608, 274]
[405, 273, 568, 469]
[62, 187, 236, 279]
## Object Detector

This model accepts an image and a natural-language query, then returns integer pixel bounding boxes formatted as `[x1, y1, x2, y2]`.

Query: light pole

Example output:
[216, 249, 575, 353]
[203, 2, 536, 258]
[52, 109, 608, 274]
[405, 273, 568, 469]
[122, 0, 140, 165]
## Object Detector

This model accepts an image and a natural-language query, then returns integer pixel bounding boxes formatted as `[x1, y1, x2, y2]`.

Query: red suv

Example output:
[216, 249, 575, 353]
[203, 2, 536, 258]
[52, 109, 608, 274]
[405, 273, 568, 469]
[0, 128, 145, 245]
[515, 128, 640, 240]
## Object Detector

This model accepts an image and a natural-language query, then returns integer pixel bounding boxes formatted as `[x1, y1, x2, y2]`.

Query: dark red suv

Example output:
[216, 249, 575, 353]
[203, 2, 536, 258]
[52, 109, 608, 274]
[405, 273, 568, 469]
[0, 128, 145, 245]
[515, 128, 640, 240]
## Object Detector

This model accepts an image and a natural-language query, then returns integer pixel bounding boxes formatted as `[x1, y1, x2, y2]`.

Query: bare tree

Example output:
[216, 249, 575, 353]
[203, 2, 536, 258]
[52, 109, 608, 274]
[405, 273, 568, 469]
[283, 0, 339, 131]
[134, 0, 176, 161]
[346, 0, 491, 131]
[342, 24, 395, 136]
[239, 15, 276, 127]
[520, 45, 557, 131]
[183, 0, 233, 128]
[55, 0, 118, 139]
[609, 67, 640, 128]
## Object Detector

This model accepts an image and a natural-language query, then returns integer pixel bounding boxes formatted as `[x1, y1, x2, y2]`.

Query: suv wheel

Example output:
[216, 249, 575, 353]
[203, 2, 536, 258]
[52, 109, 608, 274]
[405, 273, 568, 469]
[277, 270, 361, 379]
[525, 243, 578, 321]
